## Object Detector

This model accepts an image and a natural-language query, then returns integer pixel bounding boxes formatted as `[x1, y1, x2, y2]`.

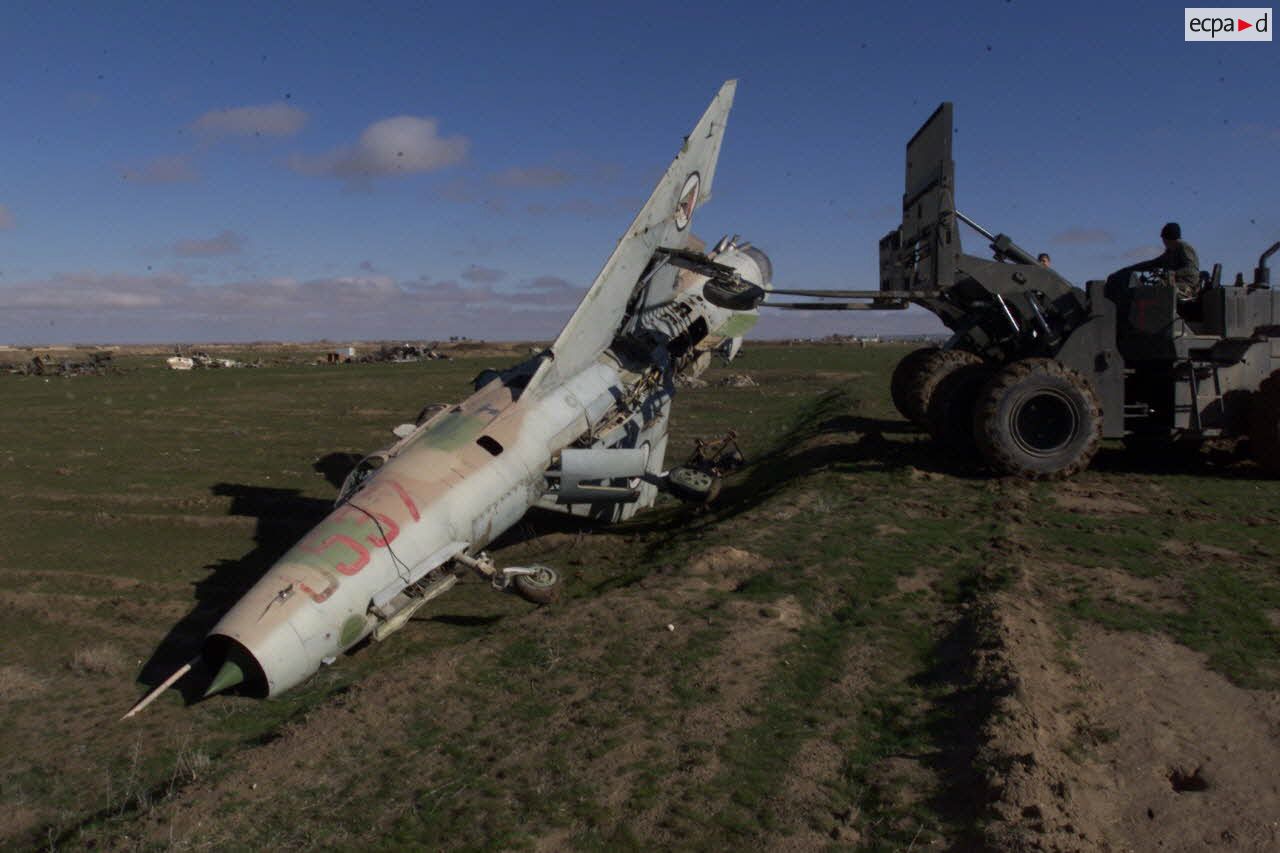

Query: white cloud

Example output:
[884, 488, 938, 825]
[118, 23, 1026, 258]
[0, 204, 14, 229]
[121, 155, 198, 185]
[174, 230, 244, 257]
[290, 116, 468, 181]
[0, 269, 587, 344]
[193, 102, 308, 138]
[1, 272, 187, 310]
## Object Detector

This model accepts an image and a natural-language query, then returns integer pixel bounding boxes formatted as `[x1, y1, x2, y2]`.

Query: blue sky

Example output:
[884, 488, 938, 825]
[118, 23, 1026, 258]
[1, 1, 1276, 344]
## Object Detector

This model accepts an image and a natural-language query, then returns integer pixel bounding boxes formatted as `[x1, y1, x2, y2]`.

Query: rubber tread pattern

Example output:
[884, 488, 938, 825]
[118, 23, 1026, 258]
[892, 348, 980, 427]
[973, 357, 1102, 480]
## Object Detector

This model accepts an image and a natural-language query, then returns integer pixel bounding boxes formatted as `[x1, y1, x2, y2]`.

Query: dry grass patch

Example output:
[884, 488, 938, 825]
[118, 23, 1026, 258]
[0, 665, 46, 700]
[69, 643, 128, 676]
[1052, 482, 1152, 516]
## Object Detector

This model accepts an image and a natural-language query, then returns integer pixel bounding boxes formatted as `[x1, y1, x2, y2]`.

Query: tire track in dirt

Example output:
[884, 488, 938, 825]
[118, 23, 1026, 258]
[975, 477, 1125, 850]
[977, 476, 1280, 851]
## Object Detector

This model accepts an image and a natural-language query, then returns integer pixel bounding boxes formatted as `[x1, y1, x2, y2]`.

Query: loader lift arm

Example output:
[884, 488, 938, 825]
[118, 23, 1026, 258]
[761, 102, 1088, 363]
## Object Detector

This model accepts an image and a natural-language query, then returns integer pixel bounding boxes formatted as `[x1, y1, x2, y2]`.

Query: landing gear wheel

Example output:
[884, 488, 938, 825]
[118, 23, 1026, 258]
[893, 349, 983, 428]
[973, 358, 1101, 480]
[513, 566, 562, 605]
[1248, 371, 1280, 475]
[890, 347, 939, 424]
[666, 466, 722, 504]
[926, 361, 996, 453]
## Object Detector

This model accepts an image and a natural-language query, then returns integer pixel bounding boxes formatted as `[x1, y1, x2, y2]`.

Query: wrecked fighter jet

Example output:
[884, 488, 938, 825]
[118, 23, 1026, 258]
[125, 80, 770, 714]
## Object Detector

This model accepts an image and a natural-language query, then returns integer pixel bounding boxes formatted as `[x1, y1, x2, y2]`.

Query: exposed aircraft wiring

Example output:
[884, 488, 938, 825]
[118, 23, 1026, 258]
[347, 501, 414, 586]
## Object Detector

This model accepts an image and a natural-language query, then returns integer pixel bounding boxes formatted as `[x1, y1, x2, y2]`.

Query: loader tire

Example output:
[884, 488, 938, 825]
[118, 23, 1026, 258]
[892, 348, 984, 427]
[1248, 371, 1280, 476]
[926, 361, 997, 454]
[890, 347, 939, 424]
[974, 358, 1101, 480]
[514, 566, 563, 605]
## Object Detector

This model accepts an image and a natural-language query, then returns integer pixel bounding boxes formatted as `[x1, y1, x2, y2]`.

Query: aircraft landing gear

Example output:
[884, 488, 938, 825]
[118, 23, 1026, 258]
[511, 566, 563, 605]
[453, 552, 565, 605]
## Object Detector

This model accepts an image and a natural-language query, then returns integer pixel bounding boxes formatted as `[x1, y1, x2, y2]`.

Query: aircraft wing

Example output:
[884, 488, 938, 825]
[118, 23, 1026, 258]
[525, 80, 736, 396]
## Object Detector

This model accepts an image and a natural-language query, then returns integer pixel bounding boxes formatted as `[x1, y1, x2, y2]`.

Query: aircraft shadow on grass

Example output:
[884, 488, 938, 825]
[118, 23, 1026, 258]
[137, 453, 362, 699]
[632, 412, 979, 540]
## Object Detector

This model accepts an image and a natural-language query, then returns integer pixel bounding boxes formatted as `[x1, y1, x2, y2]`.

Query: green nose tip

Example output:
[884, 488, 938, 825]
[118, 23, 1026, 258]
[204, 659, 245, 697]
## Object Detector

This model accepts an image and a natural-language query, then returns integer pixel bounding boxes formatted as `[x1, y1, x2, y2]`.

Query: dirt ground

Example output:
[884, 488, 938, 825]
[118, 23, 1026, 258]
[980, 482, 1280, 852]
[981, 574, 1280, 852]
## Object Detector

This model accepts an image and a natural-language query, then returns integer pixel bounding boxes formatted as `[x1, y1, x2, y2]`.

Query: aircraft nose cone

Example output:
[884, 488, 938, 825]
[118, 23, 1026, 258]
[204, 660, 245, 697]
[202, 638, 261, 697]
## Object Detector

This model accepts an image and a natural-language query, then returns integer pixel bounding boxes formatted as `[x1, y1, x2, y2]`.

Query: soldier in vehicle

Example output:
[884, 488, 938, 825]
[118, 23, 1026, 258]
[1037, 252, 1051, 267]
[1107, 222, 1201, 301]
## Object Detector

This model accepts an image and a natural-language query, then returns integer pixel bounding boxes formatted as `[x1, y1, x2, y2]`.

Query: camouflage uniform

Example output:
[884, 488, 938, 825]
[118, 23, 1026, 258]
[1128, 239, 1201, 299]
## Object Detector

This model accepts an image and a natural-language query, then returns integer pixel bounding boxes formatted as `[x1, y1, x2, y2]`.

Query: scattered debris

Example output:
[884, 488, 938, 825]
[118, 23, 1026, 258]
[665, 431, 747, 505]
[323, 347, 358, 364]
[316, 343, 454, 365]
[718, 373, 757, 388]
[166, 351, 255, 370]
[362, 343, 453, 363]
[684, 430, 746, 476]
[8, 352, 117, 377]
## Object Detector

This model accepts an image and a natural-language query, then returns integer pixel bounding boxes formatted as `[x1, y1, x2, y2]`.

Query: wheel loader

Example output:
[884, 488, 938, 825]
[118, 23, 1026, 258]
[767, 103, 1280, 479]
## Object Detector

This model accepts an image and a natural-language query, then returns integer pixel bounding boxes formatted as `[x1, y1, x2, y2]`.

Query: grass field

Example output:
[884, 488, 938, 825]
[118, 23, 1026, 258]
[1, 342, 1277, 850]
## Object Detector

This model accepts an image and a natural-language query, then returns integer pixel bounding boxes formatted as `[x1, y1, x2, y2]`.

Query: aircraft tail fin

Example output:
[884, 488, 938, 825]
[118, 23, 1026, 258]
[525, 80, 736, 396]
